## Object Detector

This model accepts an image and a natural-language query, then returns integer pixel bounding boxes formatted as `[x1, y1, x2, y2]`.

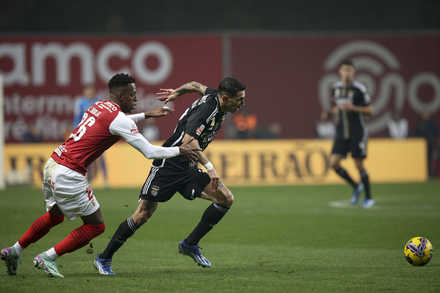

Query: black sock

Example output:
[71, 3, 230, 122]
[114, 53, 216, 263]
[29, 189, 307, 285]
[336, 167, 357, 188]
[100, 216, 138, 259]
[360, 170, 371, 199]
[185, 203, 229, 246]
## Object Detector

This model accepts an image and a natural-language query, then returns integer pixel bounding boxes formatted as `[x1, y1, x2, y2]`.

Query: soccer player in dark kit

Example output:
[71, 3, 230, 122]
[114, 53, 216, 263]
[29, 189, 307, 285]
[328, 59, 375, 208]
[95, 77, 246, 274]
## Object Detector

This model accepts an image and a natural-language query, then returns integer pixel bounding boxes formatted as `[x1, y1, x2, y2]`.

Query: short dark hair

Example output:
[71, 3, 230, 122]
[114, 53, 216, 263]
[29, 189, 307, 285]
[218, 77, 246, 98]
[339, 59, 355, 68]
[108, 73, 136, 90]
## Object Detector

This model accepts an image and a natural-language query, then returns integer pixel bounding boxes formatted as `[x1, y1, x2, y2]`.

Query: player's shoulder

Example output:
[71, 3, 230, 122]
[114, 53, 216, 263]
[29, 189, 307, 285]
[352, 80, 368, 93]
[88, 101, 122, 122]
[94, 100, 121, 113]
[331, 81, 343, 89]
[205, 87, 218, 95]
[193, 93, 219, 110]
[206, 93, 219, 105]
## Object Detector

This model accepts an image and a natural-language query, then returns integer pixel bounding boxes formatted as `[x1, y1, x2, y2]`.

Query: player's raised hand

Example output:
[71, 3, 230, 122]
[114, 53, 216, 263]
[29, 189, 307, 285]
[145, 107, 175, 118]
[157, 88, 178, 104]
[178, 137, 201, 163]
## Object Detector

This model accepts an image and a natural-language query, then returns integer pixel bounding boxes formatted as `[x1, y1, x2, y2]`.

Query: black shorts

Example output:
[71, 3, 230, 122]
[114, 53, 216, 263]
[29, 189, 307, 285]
[331, 136, 367, 158]
[139, 166, 211, 202]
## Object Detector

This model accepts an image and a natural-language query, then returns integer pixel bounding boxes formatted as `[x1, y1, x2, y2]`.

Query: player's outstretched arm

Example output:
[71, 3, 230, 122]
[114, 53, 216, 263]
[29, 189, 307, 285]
[157, 81, 208, 104]
[144, 107, 175, 118]
[110, 113, 199, 160]
[126, 107, 175, 124]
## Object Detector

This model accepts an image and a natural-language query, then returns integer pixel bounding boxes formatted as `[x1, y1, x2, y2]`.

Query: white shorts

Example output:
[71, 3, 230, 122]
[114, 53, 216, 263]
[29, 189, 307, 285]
[42, 158, 100, 221]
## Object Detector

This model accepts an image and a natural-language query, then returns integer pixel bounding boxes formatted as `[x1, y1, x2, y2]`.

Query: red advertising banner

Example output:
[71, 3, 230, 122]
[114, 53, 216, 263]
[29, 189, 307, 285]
[2, 33, 440, 143]
[230, 33, 440, 139]
[1, 35, 223, 142]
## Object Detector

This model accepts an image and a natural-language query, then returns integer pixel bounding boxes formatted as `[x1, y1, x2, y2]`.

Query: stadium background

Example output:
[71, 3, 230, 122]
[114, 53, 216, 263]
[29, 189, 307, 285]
[1, 0, 440, 187]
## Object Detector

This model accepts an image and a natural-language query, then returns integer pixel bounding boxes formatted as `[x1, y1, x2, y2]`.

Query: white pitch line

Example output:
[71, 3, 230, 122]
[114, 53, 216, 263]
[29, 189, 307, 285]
[328, 200, 357, 209]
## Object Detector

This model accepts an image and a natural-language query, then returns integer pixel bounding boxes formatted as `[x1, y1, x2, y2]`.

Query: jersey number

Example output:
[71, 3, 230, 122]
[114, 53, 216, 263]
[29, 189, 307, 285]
[71, 113, 96, 141]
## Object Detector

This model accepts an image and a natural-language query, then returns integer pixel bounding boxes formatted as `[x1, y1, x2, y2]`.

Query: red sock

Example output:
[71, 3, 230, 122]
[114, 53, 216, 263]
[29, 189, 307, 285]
[18, 212, 65, 248]
[54, 223, 105, 257]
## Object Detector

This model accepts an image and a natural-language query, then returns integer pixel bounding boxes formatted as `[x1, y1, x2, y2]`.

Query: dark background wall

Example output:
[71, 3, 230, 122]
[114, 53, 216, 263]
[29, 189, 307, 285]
[1, 0, 440, 34]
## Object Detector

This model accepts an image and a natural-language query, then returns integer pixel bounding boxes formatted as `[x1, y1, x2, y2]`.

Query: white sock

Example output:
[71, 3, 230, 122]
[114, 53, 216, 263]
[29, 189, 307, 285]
[13, 242, 24, 256]
[45, 247, 59, 260]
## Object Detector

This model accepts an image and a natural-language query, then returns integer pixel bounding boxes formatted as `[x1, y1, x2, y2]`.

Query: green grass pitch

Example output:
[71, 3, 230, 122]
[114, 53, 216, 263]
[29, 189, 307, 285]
[1, 182, 439, 292]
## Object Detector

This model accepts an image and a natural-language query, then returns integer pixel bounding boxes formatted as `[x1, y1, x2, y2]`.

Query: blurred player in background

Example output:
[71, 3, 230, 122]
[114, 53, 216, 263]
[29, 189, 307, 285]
[74, 84, 109, 187]
[387, 108, 408, 139]
[73, 84, 100, 127]
[95, 77, 245, 274]
[328, 60, 375, 208]
[414, 111, 439, 178]
[1, 73, 199, 278]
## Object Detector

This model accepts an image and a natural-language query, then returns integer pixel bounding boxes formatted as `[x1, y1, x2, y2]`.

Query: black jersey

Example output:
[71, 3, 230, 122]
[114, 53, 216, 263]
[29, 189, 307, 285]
[331, 80, 371, 140]
[152, 87, 227, 170]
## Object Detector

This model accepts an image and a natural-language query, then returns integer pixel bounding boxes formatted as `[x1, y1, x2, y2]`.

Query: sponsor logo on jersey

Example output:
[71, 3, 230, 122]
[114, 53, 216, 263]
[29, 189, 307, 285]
[196, 124, 205, 136]
[100, 101, 119, 112]
[131, 129, 139, 134]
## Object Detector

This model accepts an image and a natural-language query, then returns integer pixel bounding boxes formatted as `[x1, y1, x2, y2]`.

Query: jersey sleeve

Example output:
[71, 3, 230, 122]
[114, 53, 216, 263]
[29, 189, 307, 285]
[185, 96, 218, 138]
[355, 81, 372, 106]
[109, 112, 179, 159]
[362, 91, 372, 106]
[126, 113, 146, 123]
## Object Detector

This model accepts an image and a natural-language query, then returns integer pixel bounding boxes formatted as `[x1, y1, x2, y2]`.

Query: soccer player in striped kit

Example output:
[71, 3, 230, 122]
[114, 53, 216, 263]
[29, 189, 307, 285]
[95, 77, 245, 274]
[328, 60, 375, 208]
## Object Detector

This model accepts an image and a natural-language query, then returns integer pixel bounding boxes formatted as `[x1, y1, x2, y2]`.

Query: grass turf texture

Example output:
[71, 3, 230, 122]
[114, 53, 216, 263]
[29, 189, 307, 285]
[1, 182, 439, 292]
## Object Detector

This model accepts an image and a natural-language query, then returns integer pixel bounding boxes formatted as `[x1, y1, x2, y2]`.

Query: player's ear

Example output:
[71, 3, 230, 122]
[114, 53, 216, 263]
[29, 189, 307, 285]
[221, 95, 228, 102]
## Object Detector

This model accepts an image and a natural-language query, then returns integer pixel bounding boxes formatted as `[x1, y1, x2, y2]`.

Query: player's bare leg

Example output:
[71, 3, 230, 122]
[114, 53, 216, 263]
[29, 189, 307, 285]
[131, 200, 158, 226]
[330, 154, 363, 204]
[179, 182, 234, 268]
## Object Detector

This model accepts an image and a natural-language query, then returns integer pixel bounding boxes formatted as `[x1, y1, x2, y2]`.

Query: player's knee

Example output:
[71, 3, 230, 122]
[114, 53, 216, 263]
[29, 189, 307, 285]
[134, 202, 157, 226]
[87, 222, 106, 237]
[47, 212, 65, 225]
[138, 210, 152, 223]
[330, 160, 340, 170]
[221, 189, 234, 208]
[329, 156, 341, 170]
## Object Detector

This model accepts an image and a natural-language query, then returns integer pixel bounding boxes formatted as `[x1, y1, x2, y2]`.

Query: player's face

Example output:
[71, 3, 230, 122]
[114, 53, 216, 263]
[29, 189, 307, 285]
[224, 90, 246, 113]
[119, 83, 137, 113]
[339, 65, 355, 86]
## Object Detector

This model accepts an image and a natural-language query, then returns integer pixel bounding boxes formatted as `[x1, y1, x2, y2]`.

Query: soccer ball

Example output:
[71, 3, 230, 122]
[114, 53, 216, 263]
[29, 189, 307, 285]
[404, 237, 433, 266]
